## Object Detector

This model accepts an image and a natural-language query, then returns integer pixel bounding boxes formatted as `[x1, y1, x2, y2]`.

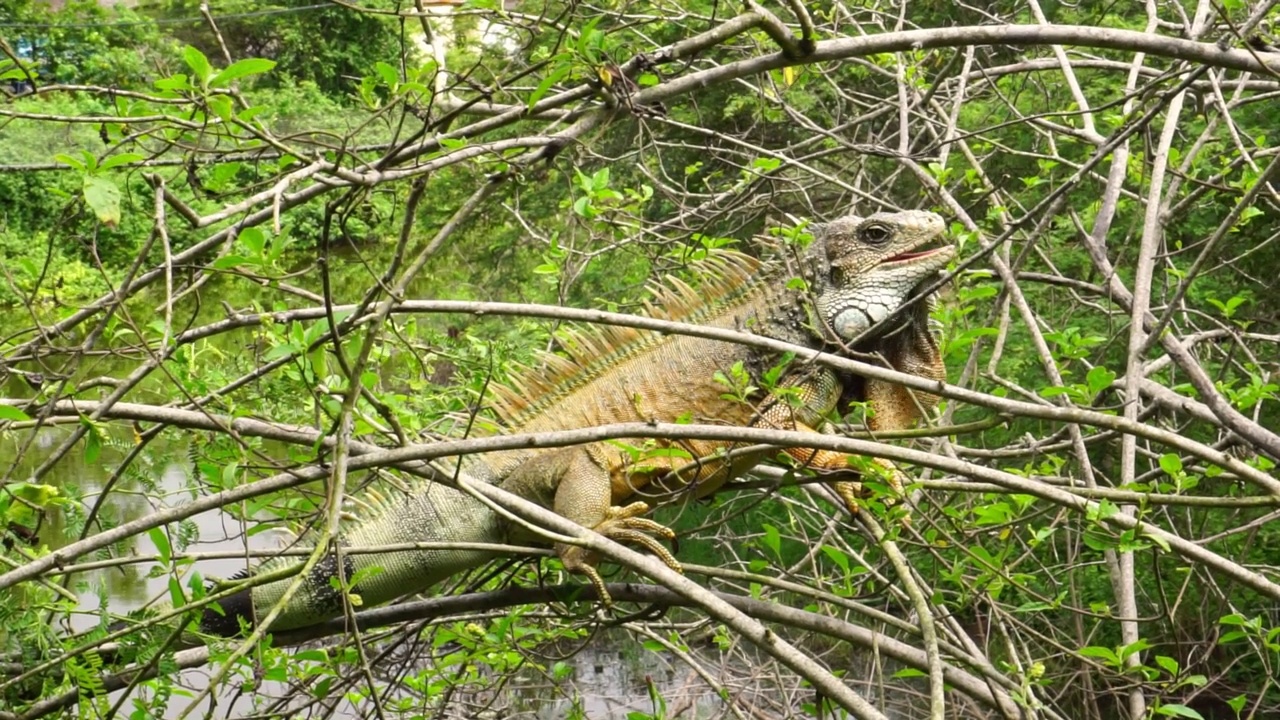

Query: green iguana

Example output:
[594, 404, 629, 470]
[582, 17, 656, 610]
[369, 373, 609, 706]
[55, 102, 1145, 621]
[160, 210, 955, 637]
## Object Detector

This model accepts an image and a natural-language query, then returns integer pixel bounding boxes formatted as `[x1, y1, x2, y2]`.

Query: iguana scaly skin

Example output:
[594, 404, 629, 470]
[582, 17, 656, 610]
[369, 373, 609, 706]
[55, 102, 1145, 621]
[179, 210, 954, 636]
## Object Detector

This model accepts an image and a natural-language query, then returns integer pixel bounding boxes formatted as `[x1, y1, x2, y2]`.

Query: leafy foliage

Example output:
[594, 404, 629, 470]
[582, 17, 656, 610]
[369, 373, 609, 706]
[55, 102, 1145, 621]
[1, 0, 1278, 718]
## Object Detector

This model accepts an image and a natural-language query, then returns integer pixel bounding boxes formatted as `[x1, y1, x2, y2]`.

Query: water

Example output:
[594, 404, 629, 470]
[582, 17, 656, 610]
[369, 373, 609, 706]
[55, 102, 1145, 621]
[0, 420, 271, 621]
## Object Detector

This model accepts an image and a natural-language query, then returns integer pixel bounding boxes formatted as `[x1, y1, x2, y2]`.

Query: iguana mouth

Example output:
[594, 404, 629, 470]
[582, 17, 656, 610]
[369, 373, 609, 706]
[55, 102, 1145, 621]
[882, 246, 949, 264]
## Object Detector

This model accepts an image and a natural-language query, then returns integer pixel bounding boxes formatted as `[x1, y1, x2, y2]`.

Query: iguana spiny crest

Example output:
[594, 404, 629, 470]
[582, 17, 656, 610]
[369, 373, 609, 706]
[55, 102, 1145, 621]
[487, 251, 764, 427]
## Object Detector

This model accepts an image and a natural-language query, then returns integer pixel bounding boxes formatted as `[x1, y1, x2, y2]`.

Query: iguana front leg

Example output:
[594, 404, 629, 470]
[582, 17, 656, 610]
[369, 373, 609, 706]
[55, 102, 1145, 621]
[772, 421, 890, 513]
[526, 451, 681, 604]
[855, 306, 947, 508]
[752, 367, 888, 513]
[558, 501, 680, 603]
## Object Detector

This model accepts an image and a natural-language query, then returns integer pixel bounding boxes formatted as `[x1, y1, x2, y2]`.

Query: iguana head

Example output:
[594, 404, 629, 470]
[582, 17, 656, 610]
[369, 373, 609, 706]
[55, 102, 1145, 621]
[813, 210, 954, 341]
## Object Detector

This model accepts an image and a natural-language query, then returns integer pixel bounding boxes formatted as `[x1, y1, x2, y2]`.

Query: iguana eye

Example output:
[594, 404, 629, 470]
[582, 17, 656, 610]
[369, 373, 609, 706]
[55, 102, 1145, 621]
[859, 222, 893, 245]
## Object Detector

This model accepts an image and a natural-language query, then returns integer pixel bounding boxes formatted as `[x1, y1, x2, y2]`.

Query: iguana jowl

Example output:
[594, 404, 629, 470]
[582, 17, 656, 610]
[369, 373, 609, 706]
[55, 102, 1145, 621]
[184, 210, 955, 635]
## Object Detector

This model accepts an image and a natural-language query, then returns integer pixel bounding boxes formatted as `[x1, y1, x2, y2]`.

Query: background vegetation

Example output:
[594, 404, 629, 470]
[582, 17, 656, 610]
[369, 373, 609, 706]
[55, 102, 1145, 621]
[1, 0, 1278, 718]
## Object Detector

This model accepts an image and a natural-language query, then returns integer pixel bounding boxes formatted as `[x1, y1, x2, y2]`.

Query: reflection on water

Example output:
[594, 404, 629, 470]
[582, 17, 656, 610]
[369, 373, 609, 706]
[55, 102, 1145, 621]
[2, 420, 279, 628]
[502, 641, 743, 719]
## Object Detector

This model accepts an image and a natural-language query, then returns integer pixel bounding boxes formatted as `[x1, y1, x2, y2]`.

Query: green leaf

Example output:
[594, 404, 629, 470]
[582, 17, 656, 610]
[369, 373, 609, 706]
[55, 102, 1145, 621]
[751, 156, 782, 172]
[1144, 529, 1171, 553]
[209, 58, 276, 88]
[154, 73, 192, 92]
[640, 639, 664, 652]
[183, 46, 213, 84]
[207, 94, 233, 122]
[211, 162, 241, 184]
[1119, 638, 1151, 660]
[1086, 366, 1116, 395]
[82, 176, 122, 227]
[1079, 645, 1120, 664]
[54, 153, 85, 171]
[239, 227, 266, 255]
[0, 405, 32, 422]
[1091, 499, 1120, 521]
[98, 153, 145, 171]
[529, 56, 572, 110]
[212, 255, 253, 270]
[263, 343, 300, 362]
[1153, 704, 1204, 719]
[7, 483, 60, 507]
[81, 419, 102, 464]
[577, 16, 605, 62]
[374, 61, 399, 88]
[1038, 385, 1072, 398]
[760, 523, 781, 558]
[591, 167, 610, 192]
[188, 570, 206, 599]
[1159, 453, 1183, 476]
[820, 545, 850, 572]
[149, 527, 172, 565]
[168, 577, 186, 608]
[357, 74, 379, 108]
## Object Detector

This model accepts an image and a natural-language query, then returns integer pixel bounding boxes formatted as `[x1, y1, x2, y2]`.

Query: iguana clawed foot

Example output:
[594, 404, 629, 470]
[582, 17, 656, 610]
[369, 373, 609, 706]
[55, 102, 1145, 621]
[831, 459, 907, 516]
[833, 480, 865, 514]
[559, 501, 681, 606]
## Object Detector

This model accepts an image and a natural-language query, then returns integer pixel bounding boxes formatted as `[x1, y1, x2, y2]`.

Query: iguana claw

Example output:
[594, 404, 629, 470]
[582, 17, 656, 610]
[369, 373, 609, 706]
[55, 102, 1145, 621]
[832, 459, 908, 517]
[560, 502, 681, 606]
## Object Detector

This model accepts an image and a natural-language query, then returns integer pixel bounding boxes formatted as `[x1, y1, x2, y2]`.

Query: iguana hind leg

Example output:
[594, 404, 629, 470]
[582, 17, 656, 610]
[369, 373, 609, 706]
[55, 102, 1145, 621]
[552, 454, 681, 605]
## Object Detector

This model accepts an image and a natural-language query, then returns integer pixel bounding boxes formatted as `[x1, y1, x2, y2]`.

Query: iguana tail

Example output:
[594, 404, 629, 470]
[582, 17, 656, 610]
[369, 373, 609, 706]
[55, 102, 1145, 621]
[171, 477, 506, 637]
